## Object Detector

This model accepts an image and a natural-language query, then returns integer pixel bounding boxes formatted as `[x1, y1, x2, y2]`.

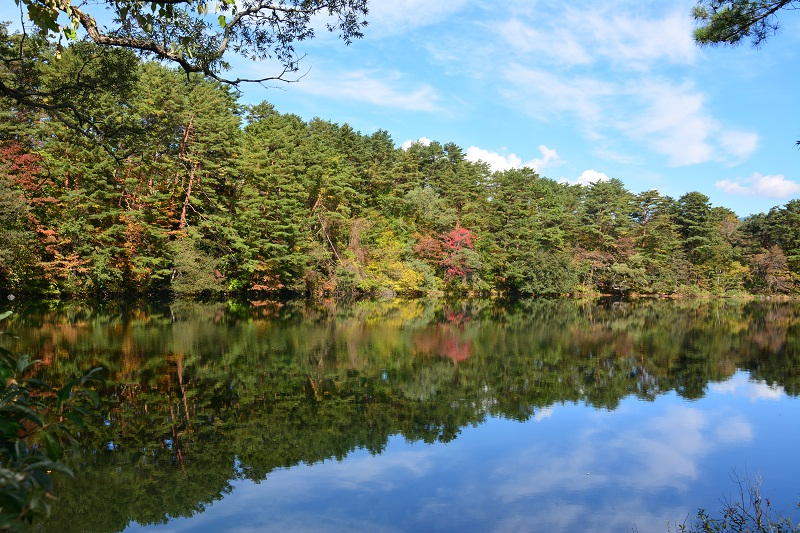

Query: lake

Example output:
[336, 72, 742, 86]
[6, 298, 799, 532]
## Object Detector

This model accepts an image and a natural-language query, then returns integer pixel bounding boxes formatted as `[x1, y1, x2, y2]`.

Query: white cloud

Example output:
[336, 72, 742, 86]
[708, 373, 786, 400]
[401, 137, 432, 150]
[714, 416, 754, 444]
[245, 446, 436, 496]
[621, 81, 715, 166]
[464, 144, 562, 173]
[715, 173, 800, 198]
[561, 169, 611, 186]
[610, 406, 712, 482]
[465, 146, 521, 172]
[528, 145, 562, 171]
[488, 400, 757, 530]
[533, 406, 555, 422]
[719, 131, 759, 160]
[499, 71, 752, 169]
[616, 80, 759, 167]
[499, 70, 758, 168]
[486, 7, 752, 168]
[294, 69, 440, 112]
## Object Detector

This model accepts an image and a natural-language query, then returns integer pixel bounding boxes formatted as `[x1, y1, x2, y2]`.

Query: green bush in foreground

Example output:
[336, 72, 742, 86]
[0, 311, 102, 530]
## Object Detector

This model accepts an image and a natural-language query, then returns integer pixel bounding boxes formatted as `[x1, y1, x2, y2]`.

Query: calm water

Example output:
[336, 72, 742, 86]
[6, 298, 800, 532]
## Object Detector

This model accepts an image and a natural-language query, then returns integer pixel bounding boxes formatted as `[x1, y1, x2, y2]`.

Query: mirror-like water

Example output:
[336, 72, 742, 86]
[6, 298, 799, 532]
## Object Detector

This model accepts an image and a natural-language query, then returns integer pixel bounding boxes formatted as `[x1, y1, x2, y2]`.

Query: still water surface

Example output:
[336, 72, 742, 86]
[7, 298, 800, 532]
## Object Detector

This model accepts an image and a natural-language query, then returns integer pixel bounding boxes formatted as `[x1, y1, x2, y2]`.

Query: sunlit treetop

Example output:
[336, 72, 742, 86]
[692, 0, 799, 47]
[11, 0, 369, 84]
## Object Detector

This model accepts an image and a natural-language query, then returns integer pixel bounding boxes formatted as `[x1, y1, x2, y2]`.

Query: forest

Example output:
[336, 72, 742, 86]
[2, 32, 800, 300]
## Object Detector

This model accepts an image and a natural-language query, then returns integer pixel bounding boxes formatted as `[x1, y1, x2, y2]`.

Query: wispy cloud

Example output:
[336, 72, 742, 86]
[580, 9, 698, 69]
[367, 0, 470, 36]
[621, 80, 716, 166]
[719, 131, 760, 160]
[500, 65, 615, 125]
[500, 67, 759, 167]
[533, 406, 555, 422]
[294, 69, 441, 112]
[496, 5, 697, 70]
[620, 80, 760, 166]
[716, 173, 800, 198]
[461, 3, 757, 168]
[497, 18, 593, 66]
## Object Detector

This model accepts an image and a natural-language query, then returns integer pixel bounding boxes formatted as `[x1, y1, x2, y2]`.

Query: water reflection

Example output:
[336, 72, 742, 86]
[5, 298, 798, 532]
[117, 387, 797, 533]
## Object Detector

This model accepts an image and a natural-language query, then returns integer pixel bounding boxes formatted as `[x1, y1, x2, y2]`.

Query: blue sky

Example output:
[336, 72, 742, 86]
[229, 0, 800, 217]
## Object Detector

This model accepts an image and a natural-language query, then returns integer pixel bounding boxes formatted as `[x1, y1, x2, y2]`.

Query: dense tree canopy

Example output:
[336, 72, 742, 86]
[0, 39, 799, 299]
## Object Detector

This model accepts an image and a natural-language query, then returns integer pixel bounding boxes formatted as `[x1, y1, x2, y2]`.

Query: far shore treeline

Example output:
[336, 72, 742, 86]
[2, 41, 799, 300]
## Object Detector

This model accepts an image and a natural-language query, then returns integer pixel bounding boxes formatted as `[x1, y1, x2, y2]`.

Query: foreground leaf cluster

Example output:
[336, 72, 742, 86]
[0, 311, 101, 530]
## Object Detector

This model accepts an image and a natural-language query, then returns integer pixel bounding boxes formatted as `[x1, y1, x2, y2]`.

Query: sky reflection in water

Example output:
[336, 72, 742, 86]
[127, 372, 799, 533]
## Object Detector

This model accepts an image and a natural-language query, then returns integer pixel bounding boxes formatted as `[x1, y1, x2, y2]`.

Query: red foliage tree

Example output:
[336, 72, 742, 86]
[440, 226, 477, 281]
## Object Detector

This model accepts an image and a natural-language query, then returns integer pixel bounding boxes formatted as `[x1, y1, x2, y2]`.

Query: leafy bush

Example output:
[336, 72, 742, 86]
[0, 311, 102, 530]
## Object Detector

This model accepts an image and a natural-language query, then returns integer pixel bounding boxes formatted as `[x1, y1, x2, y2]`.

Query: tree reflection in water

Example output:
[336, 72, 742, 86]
[6, 298, 799, 532]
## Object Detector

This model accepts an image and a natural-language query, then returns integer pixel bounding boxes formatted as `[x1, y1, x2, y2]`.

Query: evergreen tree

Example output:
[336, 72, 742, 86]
[674, 192, 715, 286]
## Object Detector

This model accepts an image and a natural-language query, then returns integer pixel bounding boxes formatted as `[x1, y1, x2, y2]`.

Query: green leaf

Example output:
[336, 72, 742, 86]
[0, 311, 11, 321]
[56, 380, 78, 409]
[84, 389, 100, 407]
[0, 403, 43, 426]
[42, 433, 64, 461]
[24, 459, 72, 477]
[61, 411, 84, 427]
[218, 15, 226, 28]
[16, 354, 40, 373]
[0, 419, 22, 437]
[20, 378, 48, 389]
